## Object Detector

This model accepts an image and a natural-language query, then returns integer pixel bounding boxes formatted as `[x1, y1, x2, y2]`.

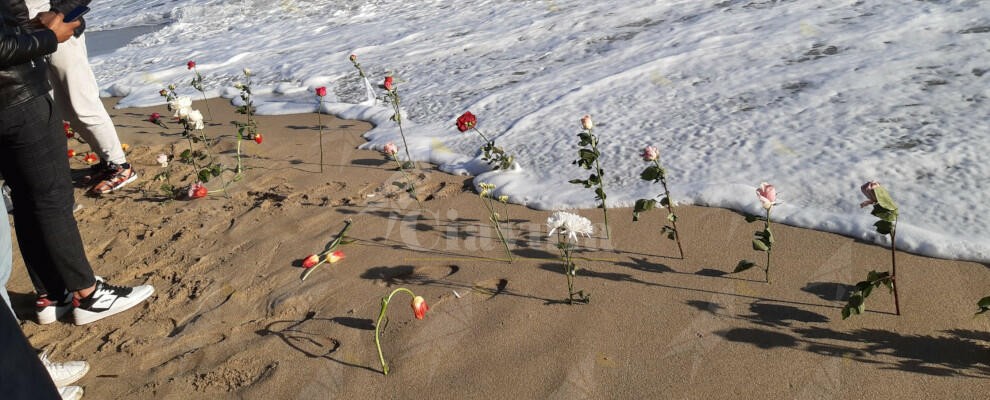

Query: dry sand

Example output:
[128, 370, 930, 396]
[7, 98, 990, 399]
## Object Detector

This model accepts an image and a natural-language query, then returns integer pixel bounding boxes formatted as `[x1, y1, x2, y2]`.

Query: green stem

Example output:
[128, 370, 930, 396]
[590, 133, 609, 239]
[481, 195, 512, 263]
[654, 159, 683, 259]
[765, 207, 772, 284]
[390, 91, 415, 170]
[471, 127, 492, 143]
[890, 219, 900, 315]
[318, 98, 325, 173]
[236, 134, 243, 175]
[194, 68, 214, 120]
[375, 287, 416, 376]
[392, 155, 423, 209]
[300, 220, 353, 281]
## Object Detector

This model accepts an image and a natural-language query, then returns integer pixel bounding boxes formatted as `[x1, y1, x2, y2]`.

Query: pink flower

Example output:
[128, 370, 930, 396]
[383, 76, 394, 91]
[411, 296, 429, 320]
[581, 115, 593, 130]
[149, 112, 161, 123]
[315, 86, 327, 97]
[188, 182, 208, 199]
[756, 182, 777, 210]
[860, 181, 881, 208]
[383, 142, 398, 156]
[302, 254, 320, 268]
[187, 60, 196, 69]
[641, 145, 659, 161]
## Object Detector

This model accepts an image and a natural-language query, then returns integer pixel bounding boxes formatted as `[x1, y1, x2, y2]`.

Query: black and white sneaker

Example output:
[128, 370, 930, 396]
[36, 291, 73, 325]
[72, 280, 154, 325]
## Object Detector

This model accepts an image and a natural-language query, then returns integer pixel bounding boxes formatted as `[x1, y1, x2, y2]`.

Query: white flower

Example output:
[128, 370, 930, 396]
[547, 211, 593, 243]
[186, 109, 204, 130]
[170, 96, 193, 118]
[156, 153, 169, 168]
[243, 68, 252, 76]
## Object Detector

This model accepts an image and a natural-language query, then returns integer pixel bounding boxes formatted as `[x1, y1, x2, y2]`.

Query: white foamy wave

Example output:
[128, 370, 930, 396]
[88, 0, 990, 262]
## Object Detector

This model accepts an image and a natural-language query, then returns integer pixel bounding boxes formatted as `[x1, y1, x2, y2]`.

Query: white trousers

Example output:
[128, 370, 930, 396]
[28, 1, 126, 165]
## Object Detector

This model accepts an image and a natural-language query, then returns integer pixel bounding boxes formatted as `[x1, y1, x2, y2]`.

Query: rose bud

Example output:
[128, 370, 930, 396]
[641, 145, 659, 161]
[325, 250, 345, 264]
[159, 89, 168, 97]
[187, 60, 196, 69]
[411, 296, 429, 320]
[756, 182, 777, 210]
[67, 149, 76, 158]
[315, 86, 327, 97]
[383, 76, 394, 91]
[349, 54, 357, 63]
[383, 142, 398, 156]
[456, 111, 476, 132]
[254, 133, 263, 144]
[168, 84, 176, 91]
[581, 115, 593, 130]
[302, 254, 320, 268]
[243, 68, 252, 76]
[188, 182, 208, 199]
[860, 181, 880, 208]
[149, 112, 161, 123]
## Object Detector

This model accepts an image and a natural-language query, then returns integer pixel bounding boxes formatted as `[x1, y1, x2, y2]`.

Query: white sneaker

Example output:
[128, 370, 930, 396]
[36, 292, 73, 325]
[58, 385, 84, 400]
[40, 353, 90, 387]
[72, 280, 154, 325]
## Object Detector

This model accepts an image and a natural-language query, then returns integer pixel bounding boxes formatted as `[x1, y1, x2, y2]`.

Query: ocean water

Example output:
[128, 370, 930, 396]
[87, 0, 989, 262]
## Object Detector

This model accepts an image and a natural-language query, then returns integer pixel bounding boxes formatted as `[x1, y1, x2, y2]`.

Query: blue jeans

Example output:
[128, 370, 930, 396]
[1, 192, 12, 317]
[0, 95, 96, 297]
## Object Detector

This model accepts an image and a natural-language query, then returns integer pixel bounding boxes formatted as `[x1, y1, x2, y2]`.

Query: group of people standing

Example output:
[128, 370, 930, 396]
[1, 0, 154, 398]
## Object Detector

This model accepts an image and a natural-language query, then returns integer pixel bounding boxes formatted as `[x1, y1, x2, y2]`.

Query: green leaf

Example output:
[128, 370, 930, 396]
[198, 169, 211, 182]
[578, 149, 597, 165]
[752, 238, 769, 252]
[568, 179, 588, 186]
[874, 220, 894, 235]
[633, 199, 657, 221]
[733, 260, 758, 273]
[765, 227, 774, 244]
[587, 174, 600, 185]
[640, 165, 661, 181]
[659, 196, 670, 207]
[873, 186, 898, 211]
[661, 226, 676, 240]
[392, 181, 406, 189]
[871, 204, 898, 222]
[667, 213, 677, 222]
[595, 187, 606, 201]
[744, 214, 763, 223]
[977, 296, 990, 315]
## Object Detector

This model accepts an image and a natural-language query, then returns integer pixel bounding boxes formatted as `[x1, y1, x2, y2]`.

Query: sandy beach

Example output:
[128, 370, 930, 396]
[7, 97, 989, 399]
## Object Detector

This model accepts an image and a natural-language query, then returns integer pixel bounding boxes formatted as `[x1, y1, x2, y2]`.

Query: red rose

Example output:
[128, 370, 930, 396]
[383, 76, 394, 91]
[456, 111, 476, 132]
[315, 86, 327, 97]
[67, 149, 76, 158]
[63, 121, 73, 138]
[149, 112, 161, 122]
[82, 153, 98, 164]
[187, 60, 196, 69]
[254, 133, 263, 144]
[411, 296, 429, 320]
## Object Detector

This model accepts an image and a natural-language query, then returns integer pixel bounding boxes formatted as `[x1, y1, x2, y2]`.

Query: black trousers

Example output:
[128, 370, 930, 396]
[0, 299, 60, 398]
[0, 95, 96, 295]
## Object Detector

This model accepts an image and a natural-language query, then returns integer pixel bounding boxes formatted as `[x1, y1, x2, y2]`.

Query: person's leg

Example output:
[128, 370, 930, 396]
[48, 34, 127, 166]
[0, 183, 13, 318]
[0, 96, 97, 295]
[0, 297, 61, 400]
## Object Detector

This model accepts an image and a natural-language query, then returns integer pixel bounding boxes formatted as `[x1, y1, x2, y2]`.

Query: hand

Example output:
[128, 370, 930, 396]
[34, 12, 80, 42]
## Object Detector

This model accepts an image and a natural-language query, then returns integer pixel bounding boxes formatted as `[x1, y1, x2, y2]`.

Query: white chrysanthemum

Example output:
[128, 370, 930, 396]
[547, 211, 593, 242]
[186, 109, 204, 130]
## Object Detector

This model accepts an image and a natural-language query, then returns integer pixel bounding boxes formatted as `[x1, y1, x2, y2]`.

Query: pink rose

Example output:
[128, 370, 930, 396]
[756, 182, 777, 210]
[642, 145, 659, 161]
[580, 115, 593, 130]
[187, 60, 196, 70]
[383, 142, 398, 156]
[383, 76, 394, 91]
[860, 181, 880, 208]
[315, 86, 327, 97]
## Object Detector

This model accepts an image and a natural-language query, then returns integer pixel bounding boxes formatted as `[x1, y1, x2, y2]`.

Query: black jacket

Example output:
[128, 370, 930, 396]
[0, 0, 57, 110]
